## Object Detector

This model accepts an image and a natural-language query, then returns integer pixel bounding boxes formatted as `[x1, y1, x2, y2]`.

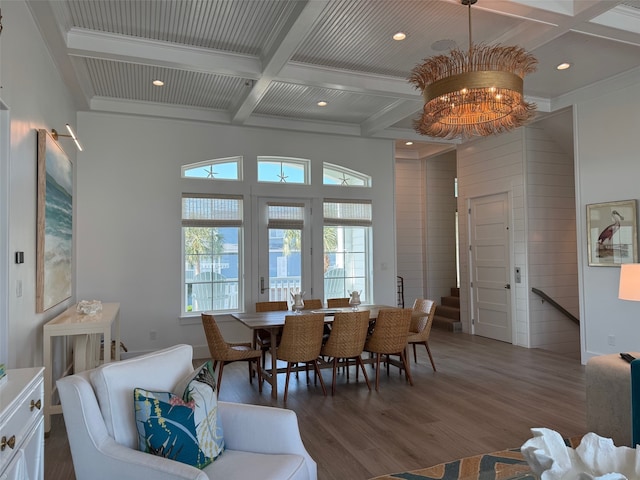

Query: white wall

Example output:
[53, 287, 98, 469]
[395, 151, 457, 309]
[457, 123, 581, 353]
[457, 130, 528, 344]
[1, 0, 78, 368]
[526, 120, 579, 356]
[575, 75, 640, 360]
[395, 158, 426, 305]
[425, 151, 457, 302]
[75, 111, 397, 357]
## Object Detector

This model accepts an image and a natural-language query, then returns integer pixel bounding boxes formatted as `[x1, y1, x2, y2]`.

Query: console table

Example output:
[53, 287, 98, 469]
[43, 302, 120, 433]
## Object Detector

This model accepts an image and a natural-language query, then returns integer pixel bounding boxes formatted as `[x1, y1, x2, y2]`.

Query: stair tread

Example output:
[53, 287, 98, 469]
[432, 316, 462, 332]
[435, 305, 460, 321]
[433, 286, 461, 332]
[433, 314, 459, 321]
[441, 296, 460, 307]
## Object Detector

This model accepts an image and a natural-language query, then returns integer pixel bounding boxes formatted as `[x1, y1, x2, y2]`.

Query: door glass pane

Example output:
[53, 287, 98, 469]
[267, 228, 302, 301]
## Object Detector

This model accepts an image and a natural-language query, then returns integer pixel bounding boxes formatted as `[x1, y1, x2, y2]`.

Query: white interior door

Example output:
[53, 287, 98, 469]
[257, 198, 312, 304]
[469, 192, 512, 343]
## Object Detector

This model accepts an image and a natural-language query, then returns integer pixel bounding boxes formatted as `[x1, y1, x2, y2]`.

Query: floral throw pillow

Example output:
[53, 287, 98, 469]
[134, 361, 224, 469]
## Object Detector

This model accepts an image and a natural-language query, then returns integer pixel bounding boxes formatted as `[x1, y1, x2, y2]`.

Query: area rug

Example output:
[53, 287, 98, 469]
[369, 437, 582, 480]
[369, 448, 533, 480]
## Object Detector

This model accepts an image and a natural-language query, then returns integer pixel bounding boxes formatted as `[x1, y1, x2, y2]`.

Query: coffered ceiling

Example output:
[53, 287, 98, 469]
[27, 0, 640, 156]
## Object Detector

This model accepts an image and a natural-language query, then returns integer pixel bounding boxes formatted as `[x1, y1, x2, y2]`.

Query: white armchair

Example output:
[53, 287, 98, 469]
[57, 344, 317, 480]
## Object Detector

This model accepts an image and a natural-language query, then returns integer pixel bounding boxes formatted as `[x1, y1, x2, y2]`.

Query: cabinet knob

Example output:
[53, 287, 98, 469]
[30, 399, 42, 411]
[1, 435, 15, 451]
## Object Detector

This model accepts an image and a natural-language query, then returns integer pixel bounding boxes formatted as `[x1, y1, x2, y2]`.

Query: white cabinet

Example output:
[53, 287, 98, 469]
[0, 368, 45, 480]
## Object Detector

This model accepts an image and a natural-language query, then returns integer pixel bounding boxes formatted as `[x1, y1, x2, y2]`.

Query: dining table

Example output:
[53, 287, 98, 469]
[231, 304, 396, 399]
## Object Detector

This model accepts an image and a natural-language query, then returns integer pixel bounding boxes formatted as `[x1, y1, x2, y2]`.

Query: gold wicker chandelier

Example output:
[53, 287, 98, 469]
[409, 0, 538, 139]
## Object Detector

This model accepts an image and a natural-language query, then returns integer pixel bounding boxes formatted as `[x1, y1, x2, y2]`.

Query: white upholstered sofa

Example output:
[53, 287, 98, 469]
[57, 344, 317, 480]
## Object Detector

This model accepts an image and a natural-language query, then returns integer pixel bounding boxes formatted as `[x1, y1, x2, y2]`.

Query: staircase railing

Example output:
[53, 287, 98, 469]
[531, 288, 579, 325]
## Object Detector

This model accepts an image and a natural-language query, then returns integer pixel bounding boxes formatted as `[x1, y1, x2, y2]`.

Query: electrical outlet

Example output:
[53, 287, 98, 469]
[608, 334, 615, 346]
[150, 330, 157, 341]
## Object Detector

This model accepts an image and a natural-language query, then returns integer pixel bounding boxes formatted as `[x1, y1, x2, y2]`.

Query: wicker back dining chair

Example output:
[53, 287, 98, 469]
[320, 310, 371, 395]
[301, 298, 323, 310]
[201, 313, 262, 394]
[409, 299, 437, 371]
[364, 308, 413, 391]
[276, 313, 327, 402]
[254, 301, 289, 366]
[327, 297, 351, 308]
[256, 300, 289, 312]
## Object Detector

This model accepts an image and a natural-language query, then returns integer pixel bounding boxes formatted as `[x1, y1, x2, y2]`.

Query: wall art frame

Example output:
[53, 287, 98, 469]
[587, 199, 638, 267]
[37, 129, 73, 312]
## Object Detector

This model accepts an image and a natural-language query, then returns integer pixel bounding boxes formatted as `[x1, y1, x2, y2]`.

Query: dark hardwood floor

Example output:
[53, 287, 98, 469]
[45, 329, 587, 480]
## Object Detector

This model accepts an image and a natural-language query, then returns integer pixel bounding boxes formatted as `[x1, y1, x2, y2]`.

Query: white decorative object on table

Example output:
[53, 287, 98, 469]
[290, 289, 305, 314]
[521, 427, 640, 480]
[348, 290, 361, 311]
[76, 300, 102, 315]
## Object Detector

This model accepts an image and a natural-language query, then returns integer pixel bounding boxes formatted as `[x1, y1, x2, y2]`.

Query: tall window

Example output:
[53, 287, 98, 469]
[323, 200, 372, 303]
[182, 194, 242, 314]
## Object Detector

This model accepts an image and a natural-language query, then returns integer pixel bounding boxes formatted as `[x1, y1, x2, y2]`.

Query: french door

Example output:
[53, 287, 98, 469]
[257, 198, 313, 304]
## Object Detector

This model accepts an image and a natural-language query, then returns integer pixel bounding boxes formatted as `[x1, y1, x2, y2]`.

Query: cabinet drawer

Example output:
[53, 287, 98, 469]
[0, 375, 44, 470]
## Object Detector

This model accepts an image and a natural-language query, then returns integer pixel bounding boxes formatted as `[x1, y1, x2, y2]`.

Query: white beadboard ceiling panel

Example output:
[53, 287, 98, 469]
[291, 0, 527, 77]
[26, 0, 640, 152]
[65, 0, 301, 55]
[527, 31, 640, 98]
[255, 81, 399, 123]
[82, 58, 247, 109]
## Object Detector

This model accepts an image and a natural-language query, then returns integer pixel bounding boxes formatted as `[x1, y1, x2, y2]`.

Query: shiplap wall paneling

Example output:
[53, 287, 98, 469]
[395, 158, 426, 305]
[426, 151, 458, 303]
[456, 130, 528, 345]
[525, 124, 580, 356]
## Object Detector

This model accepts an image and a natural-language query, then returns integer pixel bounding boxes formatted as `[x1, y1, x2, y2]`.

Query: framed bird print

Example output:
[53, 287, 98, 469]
[587, 199, 638, 266]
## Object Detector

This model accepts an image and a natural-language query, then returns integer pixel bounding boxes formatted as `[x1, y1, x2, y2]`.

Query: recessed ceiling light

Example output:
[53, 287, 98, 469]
[152, 79, 165, 86]
[317, 101, 328, 107]
[556, 62, 571, 70]
[393, 32, 407, 41]
[405, 141, 414, 146]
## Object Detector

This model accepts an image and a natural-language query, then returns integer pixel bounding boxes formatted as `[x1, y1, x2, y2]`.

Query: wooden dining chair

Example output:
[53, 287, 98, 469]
[320, 310, 371, 395]
[409, 299, 437, 371]
[327, 297, 351, 308]
[364, 308, 413, 391]
[254, 301, 289, 366]
[201, 313, 262, 394]
[276, 313, 327, 402]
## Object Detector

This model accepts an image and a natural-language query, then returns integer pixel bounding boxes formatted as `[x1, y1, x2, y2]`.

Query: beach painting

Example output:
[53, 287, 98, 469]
[37, 129, 73, 312]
